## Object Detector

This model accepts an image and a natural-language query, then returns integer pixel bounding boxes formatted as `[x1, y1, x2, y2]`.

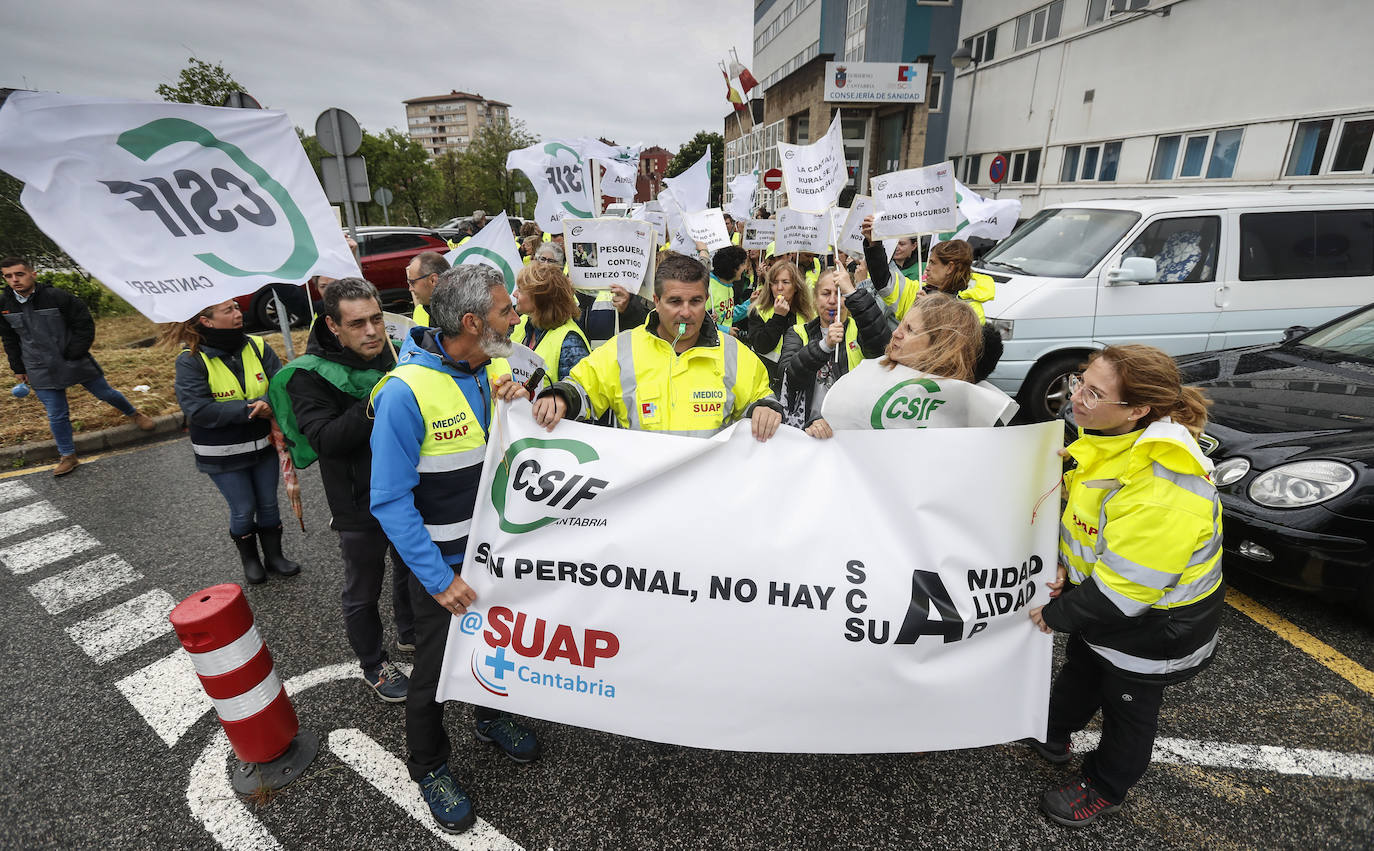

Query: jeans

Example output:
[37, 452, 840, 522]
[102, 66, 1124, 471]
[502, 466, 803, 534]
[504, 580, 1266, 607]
[34, 378, 137, 456]
[207, 452, 281, 536]
[337, 528, 416, 671]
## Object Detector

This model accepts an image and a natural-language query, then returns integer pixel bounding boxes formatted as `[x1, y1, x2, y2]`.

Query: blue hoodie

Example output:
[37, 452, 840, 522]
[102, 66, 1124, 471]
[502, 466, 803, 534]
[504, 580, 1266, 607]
[370, 327, 495, 595]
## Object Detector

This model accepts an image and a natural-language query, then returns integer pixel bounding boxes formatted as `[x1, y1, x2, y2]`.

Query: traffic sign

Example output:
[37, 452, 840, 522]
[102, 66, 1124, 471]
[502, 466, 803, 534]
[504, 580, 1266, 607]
[989, 154, 1008, 184]
[221, 91, 262, 109]
[373, 187, 393, 207]
[763, 168, 783, 191]
[315, 107, 362, 157]
[321, 156, 369, 204]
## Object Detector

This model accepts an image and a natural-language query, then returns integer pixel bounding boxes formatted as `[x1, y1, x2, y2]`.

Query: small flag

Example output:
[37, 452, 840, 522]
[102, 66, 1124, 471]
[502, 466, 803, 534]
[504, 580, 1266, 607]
[722, 67, 746, 112]
[730, 48, 759, 94]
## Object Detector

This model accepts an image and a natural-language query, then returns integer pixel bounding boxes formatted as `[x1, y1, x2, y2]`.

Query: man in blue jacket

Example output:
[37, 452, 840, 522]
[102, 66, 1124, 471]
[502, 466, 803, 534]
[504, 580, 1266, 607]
[369, 264, 537, 835]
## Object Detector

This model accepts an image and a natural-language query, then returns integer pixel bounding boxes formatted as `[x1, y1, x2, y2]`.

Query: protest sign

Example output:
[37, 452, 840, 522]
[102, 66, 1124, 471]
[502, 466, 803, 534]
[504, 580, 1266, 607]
[507, 139, 594, 233]
[684, 208, 732, 252]
[837, 195, 874, 255]
[0, 92, 359, 323]
[869, 162, 957, 240]
[777, 113, 846, 213]
[437, 401, 1059, 753]
[742, 218, 776, 251]
[641, 210, 667, 244]
[776, 207, 831, 254]
[383, 311, 415, 346]
[506, 342, 547, 389]
[563, 217, 656, 293]
[445, 212, 524, 293]
[828, 206, 849, 249]
[662, 148, 711, 213]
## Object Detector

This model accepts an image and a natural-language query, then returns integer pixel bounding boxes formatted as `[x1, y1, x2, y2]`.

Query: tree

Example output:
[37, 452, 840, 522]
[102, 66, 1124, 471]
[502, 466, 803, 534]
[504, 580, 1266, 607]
[0, 172, 71, 267]
[429, 151, 472, 224]
[370, 129, 439, 226]
[667, 131, 725, 207]
[156, 57, 244, 106]
[461, 118, 539, 218]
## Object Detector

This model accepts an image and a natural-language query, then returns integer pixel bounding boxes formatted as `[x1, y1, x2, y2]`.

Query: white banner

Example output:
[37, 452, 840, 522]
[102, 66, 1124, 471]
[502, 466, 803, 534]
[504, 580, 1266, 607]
[662, 148, 711, 213]
[660, 191, 696, 255]
[446, 211, 524, 293]
[725, 172, 757, 222]
[776, 207, 831, 255]
[837, 195, 874, 255]
[932, 179, 1022, 246]
[507, 139, 594, 233]
[437, 401, 1059, 753]
[640, 210, 667, 244]
[742, 218, 776, 251]
[0, 92, 360, 323]
[824, 61, 929, 103]
[778, 113, 846, 213]
[563, 217, 656, 293]
[684, 207, 732, 252]
[828, 206, 849, 249]
[870, 162, 958, 240]
[821, 360, 1018, 429]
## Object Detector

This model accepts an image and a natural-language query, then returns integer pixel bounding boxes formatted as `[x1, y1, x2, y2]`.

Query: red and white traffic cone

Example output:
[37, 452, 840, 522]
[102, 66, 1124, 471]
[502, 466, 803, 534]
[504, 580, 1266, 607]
[170, 583, 318, 794]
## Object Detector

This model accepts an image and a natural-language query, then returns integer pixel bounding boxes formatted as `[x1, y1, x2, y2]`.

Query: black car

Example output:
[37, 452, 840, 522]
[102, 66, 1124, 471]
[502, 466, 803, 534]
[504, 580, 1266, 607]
[1174, 303, 1374, 617]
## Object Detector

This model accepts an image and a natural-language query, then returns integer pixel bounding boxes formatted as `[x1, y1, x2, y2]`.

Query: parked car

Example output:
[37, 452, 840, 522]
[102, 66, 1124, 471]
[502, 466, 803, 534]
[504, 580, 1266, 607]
[978, 190, 1374, 420]
[1174, 302, 1374, 618]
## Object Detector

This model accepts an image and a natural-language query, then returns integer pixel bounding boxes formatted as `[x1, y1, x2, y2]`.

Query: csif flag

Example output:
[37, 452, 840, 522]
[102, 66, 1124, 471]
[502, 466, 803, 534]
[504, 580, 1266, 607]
[507, 139, 594, 233]
[445, 211, 524, 293]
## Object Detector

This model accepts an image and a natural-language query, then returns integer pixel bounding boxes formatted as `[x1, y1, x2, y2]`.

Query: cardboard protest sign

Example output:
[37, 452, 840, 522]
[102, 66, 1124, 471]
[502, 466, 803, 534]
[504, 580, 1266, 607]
[837, 195, 874, 255]
[869, 162, 957, 240]
[778, 113, 846, 213]
[563, 217, 656, 293]
[684, 208, 732, 252]
[776, 208, 831, 254]
[742, 218, 777, 250]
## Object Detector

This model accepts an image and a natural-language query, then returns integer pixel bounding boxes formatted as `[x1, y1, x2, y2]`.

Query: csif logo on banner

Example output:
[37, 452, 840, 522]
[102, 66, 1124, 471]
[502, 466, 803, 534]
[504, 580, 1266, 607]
[462, 606, 621, 699]
[490, 437, 610, 533]
[98, 118, 318, 282]
[870, 378, 946, 428]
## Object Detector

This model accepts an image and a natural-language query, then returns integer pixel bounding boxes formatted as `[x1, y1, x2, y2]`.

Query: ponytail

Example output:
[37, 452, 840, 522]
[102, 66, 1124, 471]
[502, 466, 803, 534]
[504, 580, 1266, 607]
[157, 306, 214, 354]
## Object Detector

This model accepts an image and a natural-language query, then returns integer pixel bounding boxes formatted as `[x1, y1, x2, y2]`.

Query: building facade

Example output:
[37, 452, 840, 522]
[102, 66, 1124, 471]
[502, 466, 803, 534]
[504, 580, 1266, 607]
[402, 90, 511, 159]
[636, 146, 673, 202]
[946, 0, 1374, 216]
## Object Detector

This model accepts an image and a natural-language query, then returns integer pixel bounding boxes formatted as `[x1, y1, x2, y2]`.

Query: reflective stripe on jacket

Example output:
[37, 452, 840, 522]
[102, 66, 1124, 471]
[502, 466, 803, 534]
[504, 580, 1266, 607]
[793, 318, 862, 371]
[189, 336, 271, 459]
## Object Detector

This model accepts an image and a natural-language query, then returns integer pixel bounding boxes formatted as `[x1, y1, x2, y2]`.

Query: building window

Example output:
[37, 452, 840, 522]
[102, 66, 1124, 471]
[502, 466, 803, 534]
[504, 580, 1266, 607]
[1240, 210, 1374, 281]
[844, 0, 868, 62]
[1061, 146, 1080, 182]
[1154, 129, 1243, 180]
[1286, 115, 1374, 176]
[1015, 1, 1063, 51]
[1009, 149, 1041, 183]
[1088, 0, 1149, 25]
[927, 72, 944, 112]
[962, 27, 997, 64]
[1332, 118, 1374, 172]
[1061, 141, 1122, 182]
[790, 113, 811, 145]
[962, 154, 983, 184]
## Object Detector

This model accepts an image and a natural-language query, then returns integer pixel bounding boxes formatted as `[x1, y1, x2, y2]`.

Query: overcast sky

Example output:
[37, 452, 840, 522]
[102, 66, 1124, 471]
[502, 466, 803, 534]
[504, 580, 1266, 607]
[3, 0, 754, 153]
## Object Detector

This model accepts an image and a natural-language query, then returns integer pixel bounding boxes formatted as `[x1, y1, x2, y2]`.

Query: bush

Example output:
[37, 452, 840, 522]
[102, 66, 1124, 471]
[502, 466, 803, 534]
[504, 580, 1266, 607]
[36, 271, 135, 318]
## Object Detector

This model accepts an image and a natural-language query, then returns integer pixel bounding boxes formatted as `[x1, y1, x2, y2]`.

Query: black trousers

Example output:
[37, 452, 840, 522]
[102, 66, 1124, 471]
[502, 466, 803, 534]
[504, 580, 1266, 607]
[1046, 634, 1166, 804]
[336, 529, 415, 671]
[406, 569, 500, 783]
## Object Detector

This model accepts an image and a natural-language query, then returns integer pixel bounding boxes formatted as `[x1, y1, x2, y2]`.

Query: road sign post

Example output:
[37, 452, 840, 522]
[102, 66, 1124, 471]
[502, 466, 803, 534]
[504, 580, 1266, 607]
[373, 187, 393, 227]
[317, 108, 364, 242]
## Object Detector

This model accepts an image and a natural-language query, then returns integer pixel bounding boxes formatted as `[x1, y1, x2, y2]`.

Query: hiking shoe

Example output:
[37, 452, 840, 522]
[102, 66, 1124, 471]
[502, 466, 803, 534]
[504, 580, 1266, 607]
[1019, 737, 1072, 765]
[417, 764, 475, 834]
[53, 455, 79, 477]
[1040, 775, 1121, 827]
[474, 715, 540, 763]
[128, 412, 156, 431]
[363, 660, 409, 703]
[395, 636, 416, 653]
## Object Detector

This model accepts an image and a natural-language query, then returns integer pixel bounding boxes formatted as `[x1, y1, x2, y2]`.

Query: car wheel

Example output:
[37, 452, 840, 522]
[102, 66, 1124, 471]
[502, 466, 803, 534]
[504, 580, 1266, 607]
[1019, 353, 1086, 422]
[253, 286, 307, 330]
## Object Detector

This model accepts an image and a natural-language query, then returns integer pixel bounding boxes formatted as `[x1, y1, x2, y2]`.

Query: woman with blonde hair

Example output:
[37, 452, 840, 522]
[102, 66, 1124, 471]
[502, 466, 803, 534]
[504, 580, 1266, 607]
[744, 259, 817, 392]
[922, 239, 997, 323]
[513, 261, 590, 382]
[1025, 344, 1221, 828]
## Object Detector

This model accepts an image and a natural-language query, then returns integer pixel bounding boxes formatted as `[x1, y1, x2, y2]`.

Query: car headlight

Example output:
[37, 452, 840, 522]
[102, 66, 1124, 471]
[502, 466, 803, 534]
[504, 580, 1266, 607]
[1212, 457, 1250, 487]
[988, 318, 1014, 340]
[1248, 461, 1356, 508]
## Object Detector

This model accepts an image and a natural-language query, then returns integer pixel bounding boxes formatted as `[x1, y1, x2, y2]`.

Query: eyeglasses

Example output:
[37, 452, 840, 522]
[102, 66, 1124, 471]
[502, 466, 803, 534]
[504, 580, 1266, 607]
[1067, 373, 1132, 410]
[536, 256, 559, 264]
[406, 272, 435, 285]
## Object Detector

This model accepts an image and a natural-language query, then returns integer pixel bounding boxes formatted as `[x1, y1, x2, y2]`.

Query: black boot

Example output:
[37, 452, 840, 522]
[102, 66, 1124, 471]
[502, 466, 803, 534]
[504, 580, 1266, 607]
[232, 531, 267, 585]
[258, 525, 301, 577]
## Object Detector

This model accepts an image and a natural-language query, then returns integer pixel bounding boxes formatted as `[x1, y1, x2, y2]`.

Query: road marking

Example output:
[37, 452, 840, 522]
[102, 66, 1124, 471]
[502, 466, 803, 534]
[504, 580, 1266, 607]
[1071, 730, 1374, 781]
[0, 480, 36, 505]
[28, 553, 142, 614]
[66, 588, 176, 664]
[0, 439, 182, 480]
[329, 729, 525, 850]
[0, 500, 64, 539]
[1228, 590, 1374, 699]
[0, 525, 102, 574]
[188, 731, 282, 851]
[116, 649, 212, 748]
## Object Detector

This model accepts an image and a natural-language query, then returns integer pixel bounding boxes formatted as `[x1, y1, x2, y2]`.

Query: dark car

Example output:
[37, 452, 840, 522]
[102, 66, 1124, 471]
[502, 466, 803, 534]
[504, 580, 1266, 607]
[1174, 303, 1374, 617]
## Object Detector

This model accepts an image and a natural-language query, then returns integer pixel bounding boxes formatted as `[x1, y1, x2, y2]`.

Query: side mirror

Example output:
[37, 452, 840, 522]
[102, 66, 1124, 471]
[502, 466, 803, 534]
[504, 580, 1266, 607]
[1281, 325, 1309, 343]
[1106, 256, 1157, 286]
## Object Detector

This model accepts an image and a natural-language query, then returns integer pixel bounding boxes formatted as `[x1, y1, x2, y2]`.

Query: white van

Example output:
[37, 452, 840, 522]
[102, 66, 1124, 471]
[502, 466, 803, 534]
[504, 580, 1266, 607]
[978, 190, 1374, 420]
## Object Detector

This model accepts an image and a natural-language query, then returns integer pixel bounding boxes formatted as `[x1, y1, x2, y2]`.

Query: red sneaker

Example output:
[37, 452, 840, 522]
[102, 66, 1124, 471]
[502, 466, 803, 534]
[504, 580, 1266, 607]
[1040, 775, 1121, 827]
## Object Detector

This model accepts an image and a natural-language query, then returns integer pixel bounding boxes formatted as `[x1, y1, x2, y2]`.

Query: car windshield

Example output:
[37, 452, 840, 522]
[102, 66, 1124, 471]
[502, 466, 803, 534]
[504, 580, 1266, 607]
[981, 208, 1141, 278]
[1298, 305, 1374, 359]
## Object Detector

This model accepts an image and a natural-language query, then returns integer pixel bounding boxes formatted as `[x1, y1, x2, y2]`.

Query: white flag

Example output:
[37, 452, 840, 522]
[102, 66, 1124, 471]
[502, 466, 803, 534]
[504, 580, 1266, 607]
[445, 211, 524, 293]
[869, 161, 957, 240]
[776, 207, 831, 254]
[828, 206, 849, 249]
[582, 139, 643, 201]
[660, 190, 696, 255]
[725, 172, 757, 222]
[778, 113, 847, 213]
[506, 140, 594, 233]
[663, 147, 711, 213]
[930, 180, 1022, 247]
[0, 92, 359, 323]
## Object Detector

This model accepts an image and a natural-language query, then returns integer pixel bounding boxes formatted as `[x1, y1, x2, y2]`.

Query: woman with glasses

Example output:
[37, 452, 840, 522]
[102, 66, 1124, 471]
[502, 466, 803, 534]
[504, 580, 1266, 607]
[1025, 344, 1222, 828]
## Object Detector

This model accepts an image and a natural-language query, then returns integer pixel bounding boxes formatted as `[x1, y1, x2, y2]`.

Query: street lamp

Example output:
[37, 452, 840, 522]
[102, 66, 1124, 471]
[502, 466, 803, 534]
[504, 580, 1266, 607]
[951, 46, 979, 185]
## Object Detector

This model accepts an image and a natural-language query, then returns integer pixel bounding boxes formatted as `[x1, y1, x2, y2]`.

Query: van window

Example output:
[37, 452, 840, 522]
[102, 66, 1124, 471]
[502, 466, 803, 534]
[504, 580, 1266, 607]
[1122, 216, 1219, 283]
[981, 207, 1139, 278]
[1240, 210, 1374, 280]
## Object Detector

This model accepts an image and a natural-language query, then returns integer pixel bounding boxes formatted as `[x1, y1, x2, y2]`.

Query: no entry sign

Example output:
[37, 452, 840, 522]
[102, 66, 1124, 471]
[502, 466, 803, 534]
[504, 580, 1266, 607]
[763, 168, 783, 191]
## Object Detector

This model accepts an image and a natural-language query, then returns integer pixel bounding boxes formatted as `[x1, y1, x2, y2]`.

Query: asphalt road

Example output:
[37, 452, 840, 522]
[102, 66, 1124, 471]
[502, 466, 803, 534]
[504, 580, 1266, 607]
[0, 437, 1370, 850]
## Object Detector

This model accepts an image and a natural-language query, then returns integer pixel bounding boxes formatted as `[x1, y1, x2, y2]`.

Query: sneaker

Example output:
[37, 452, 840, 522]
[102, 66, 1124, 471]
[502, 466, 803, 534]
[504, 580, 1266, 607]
[128, 412, 156, 431]
[417, 764, 475, 834]
[1040, 775, 1121, 827]
[362, 660, 409, 703]
[474, 715, 541, 763]
[1019, 737, 1072, 765]
[395, 637, 416, 653]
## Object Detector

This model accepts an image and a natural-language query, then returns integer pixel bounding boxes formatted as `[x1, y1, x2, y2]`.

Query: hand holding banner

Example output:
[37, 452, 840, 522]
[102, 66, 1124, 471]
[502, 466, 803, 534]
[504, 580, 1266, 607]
[870, 162, 957, 240]
[778, 113, 847, 213]
[563, 217, 656, 293]
[776, 207, 831, 254]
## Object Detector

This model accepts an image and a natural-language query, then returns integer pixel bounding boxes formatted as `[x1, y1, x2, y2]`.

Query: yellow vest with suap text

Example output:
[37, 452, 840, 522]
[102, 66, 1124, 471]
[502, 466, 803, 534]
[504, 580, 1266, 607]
[512, 315, 589, 383]
[563, 319, 774, 437]
[369, 358, 509, 557]
[190, 336, 271, 460]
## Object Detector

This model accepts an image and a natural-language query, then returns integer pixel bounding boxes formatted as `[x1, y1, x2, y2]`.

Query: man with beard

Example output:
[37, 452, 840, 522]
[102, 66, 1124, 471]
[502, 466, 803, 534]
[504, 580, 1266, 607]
[368, 264, 539, 835]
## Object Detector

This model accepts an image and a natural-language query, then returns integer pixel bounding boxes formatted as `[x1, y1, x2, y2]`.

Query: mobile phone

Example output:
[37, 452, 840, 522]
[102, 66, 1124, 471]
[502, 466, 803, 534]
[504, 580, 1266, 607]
[522, 367, 547, 395]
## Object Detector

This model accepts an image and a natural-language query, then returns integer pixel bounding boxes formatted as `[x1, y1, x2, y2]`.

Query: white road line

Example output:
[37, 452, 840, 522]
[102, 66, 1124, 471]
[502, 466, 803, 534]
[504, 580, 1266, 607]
[0, 480, 36, 506]
[28, 553, 142, 614]
[328, 729, 525, 851]
[188, 731, 282, 851]
[0, 525, 101, 574]
[116, 649, 213, 748]
[1071, 731, 1374, 781]
[66, 588, 176, 664]
[0, 501, 64, 540]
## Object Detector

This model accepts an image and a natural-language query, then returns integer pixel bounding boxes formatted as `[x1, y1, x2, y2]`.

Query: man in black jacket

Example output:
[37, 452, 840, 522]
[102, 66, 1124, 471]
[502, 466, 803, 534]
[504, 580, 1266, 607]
[1, 257, 154, 476]
[280, 278, 414, 703]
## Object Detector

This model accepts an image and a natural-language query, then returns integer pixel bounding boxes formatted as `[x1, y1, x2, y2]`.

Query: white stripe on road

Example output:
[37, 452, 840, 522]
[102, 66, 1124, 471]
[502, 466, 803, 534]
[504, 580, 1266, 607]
[0, 480, 36, 506]
[28, 553, 142, 614]
[0, 525, 101, 574]
[0, 501, 64, 540]
[188, 731, 282, 851]
[329, 729, 525, 851]
[1071, 731, 1374, 781]
[66, 589, 176, 664]
[116, 649, 213, 748]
